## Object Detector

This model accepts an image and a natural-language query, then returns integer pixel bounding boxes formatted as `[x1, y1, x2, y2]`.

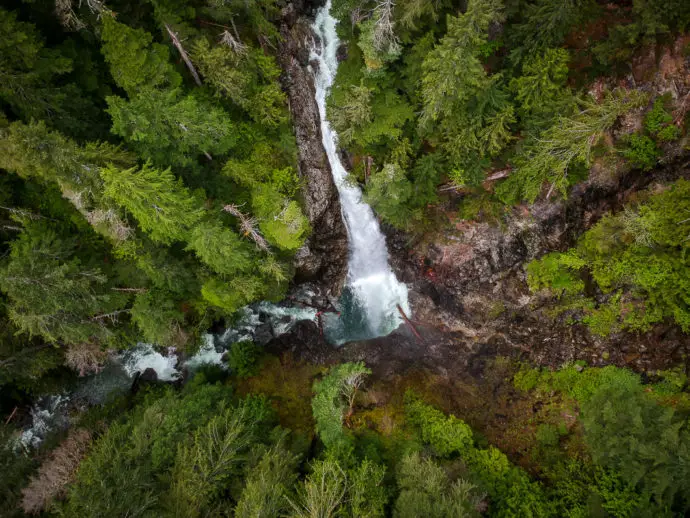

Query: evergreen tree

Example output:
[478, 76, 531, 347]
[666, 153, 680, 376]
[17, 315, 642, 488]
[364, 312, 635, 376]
[107, 88, 236, 168]
[0, 8, 94, 136]
[497, 89, 648, 203]
[131, 289, 186, 346]
[186, 221, 253, 276]
[101, 163, 203, 244]
[394, 453, 482, 518]
[100, 14, 181, 97]
[0, 221, 125, 345]
[191, 39, 288, 128]
[420, 0, 514, 183]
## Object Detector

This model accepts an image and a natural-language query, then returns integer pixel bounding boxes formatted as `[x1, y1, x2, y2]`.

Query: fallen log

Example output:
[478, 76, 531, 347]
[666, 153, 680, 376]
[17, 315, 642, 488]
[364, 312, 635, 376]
[397, 304, 423, 342]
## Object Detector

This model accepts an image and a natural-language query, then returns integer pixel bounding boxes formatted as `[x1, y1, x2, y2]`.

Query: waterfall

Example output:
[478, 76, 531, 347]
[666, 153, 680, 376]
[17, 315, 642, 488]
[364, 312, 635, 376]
[311, 1, 410, 343]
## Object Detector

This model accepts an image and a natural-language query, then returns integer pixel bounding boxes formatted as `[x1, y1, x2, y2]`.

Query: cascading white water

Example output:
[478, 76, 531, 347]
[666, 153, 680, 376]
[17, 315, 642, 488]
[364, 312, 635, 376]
[311, 1, 410, 342]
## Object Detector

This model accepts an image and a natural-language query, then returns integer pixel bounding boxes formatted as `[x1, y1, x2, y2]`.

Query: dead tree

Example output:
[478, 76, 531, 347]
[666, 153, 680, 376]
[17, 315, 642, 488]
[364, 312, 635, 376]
[165, 23, 203, 86]
[223, 204, 270, 252]
[372, 0, 399, 53]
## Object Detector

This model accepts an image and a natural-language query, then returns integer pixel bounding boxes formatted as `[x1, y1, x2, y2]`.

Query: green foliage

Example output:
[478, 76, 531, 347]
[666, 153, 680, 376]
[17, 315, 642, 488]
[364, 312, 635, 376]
[63, 382, 276, 516]
[365, 163, 416, 229]
[101, 163, 203, 244]
[506, 0, 596, 66]
[131, 289, 185, 346]
[357, 17, 401, 72]
[228, 340, 262, 378]
[186, 221, 253, 275]
[287, 458, 349, 517]
[510, 48, 575, 134]
[513, 363, 641, 405]
[394, 452, 482, 518]
[107, 88, 236, 168]
[404, 392, 474, 457]
[464, 446, 550, 517]
[201, 276, 267, 314]
[191, 39, 288, 128]
[0, 221, 125, 345]
[497, 89, 648, 203]
[420, 0, 514, 180]
[312, 362, 371, 448]
[622, 133, 661, 170]
[526, 251, 586, 296]
[100, 15, 181, 97]
[287, 456, 388, 518]
[582, 383, 690, 511]
[525, 179, 690, 334]
[0, 8, 101, 137]
[511, 48, 570, 115]
[235, 439, 299, 517]
[645, 97, 674, 135]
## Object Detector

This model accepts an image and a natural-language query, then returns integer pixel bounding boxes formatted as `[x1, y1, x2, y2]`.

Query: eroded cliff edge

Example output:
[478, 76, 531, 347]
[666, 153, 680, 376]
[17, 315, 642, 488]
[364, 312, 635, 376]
[278, 1, 348, 296]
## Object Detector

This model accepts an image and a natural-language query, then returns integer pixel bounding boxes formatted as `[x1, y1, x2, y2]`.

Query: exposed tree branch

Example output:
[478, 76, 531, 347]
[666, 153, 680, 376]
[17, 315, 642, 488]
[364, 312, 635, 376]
[165, 23, 203, 86]
[222, 204, 270, 252]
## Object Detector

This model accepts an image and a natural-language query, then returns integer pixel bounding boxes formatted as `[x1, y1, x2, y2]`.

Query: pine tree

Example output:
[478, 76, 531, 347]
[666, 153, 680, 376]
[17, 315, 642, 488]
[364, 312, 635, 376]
[131, 289, 187, 347]
[496, 88, 648, 203]
[101, 163, 203, 244]
[100, 14, 181, 97]
[420, 0, 504, 126]
[186, 221, 254, 276]
[0, 222, 124, 345]
[106, 88, 236, 167]
[191, 39, 288, 128]
[0, 9, 81, 133]
[420, 0, 514, 182]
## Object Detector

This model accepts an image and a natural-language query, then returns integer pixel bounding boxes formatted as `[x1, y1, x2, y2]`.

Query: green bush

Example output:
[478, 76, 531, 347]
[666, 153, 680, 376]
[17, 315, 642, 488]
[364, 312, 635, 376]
[622, 133, 660, 170]
[312, 362, 371, 449]
[525, 179, 690, 335]
[228, 340, 261, 378]
[644, 96, 674, 135]
[404, 392, 474, 457]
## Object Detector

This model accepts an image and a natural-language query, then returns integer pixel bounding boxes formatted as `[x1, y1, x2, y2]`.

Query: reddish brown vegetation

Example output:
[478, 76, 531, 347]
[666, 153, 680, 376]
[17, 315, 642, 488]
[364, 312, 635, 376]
[21, 429, 92, 514]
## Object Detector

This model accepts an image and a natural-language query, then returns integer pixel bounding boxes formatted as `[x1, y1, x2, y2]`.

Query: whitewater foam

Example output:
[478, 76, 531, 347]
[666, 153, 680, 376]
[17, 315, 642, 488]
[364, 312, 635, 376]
[311, 1, 410, 341]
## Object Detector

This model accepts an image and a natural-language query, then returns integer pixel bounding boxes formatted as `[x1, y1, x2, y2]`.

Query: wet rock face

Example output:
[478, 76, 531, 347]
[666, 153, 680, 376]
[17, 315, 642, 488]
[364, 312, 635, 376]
[385, 154, 690, 373]
[278, 2, 348, 296]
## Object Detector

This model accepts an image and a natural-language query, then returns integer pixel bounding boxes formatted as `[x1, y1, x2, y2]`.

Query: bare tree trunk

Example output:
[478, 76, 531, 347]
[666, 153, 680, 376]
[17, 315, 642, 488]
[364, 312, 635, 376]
[165, 24, 203, 86]
[397, 304, 422, 342]
[223, 204, 270, 252]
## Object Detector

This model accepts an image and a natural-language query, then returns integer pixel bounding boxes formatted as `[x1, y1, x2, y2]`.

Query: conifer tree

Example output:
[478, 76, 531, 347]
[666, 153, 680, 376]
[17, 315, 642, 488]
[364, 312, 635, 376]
[0, 8, 86, 134]
[106, 88, 236, 167]
[100, 14, 182, 97]
[420, 0, 514, 183]
[0, 222, 125, 345]
[186, 221, 254, 276]
[101, 163, 204, 244]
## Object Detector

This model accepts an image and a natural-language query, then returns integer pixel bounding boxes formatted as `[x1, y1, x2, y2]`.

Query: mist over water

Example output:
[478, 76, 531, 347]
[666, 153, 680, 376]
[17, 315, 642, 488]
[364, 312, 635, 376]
[310, 0, 410, 343]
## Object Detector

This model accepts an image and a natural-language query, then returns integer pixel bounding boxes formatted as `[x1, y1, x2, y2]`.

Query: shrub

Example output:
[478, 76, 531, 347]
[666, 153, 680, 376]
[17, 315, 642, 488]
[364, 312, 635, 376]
[312, 362, 371, 448]
[404, 392, 474, 457]
[644, 96, 674, 135]
[228, 341, 261, 378]
[622, 133, 660, 170]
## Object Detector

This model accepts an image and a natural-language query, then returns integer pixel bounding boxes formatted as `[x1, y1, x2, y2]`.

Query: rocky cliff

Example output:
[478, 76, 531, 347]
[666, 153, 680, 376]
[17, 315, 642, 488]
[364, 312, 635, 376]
[278, 0, 348, 296]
